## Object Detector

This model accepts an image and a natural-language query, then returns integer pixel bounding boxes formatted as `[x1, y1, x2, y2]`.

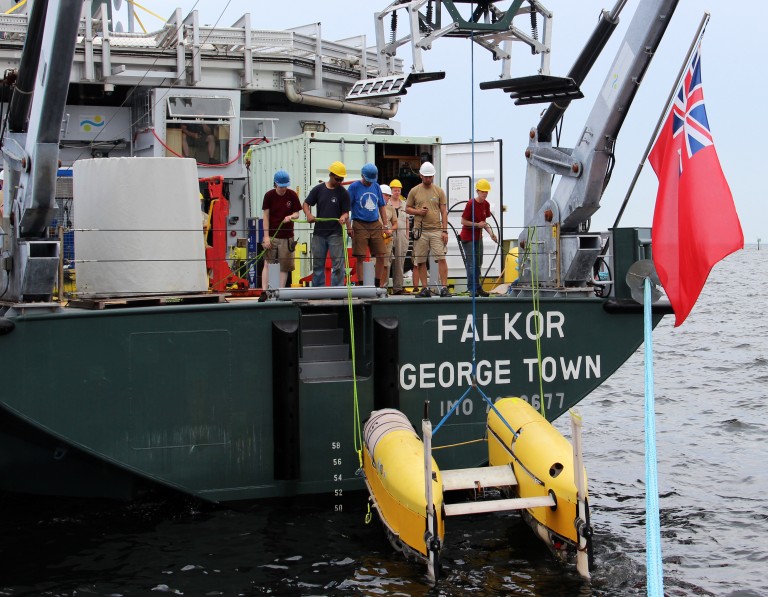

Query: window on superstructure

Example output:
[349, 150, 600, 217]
[165, 96, 234, 165]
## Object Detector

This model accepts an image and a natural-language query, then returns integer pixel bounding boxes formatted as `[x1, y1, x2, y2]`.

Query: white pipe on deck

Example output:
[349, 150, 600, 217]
[283, 75, 399, 118]
[271, 285, 386, 300]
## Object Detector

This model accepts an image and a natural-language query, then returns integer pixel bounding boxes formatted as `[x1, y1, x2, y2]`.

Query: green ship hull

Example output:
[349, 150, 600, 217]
[0, 288, 665, 502]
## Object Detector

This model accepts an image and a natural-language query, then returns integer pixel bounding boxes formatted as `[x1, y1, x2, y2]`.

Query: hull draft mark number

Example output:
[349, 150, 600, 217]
[331, 440, 343, 512]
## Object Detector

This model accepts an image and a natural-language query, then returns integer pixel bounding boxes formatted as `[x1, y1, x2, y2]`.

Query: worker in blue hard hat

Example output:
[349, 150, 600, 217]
[260, 169, 301, 301]
[348, 163, 391, 287]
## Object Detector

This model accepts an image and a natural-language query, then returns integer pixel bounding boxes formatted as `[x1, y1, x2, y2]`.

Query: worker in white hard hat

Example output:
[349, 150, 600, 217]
[405, 161, 450, 297]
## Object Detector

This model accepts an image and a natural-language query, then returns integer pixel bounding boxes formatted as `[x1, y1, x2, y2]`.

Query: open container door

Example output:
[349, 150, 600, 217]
[439, 139, 504, 285]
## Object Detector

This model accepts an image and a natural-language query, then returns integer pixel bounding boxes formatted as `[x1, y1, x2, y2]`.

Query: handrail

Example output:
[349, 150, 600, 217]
[0, 7, 401, 103]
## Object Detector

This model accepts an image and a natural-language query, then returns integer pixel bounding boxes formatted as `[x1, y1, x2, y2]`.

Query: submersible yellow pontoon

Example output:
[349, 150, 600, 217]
[363, 398, 592, 580]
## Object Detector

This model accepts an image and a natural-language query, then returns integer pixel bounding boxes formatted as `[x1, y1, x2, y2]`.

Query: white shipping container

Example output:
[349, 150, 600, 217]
[247, 132, 503, 286]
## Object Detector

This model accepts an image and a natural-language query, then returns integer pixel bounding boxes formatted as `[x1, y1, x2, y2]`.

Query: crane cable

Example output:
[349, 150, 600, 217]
[431, 7, 517, 441]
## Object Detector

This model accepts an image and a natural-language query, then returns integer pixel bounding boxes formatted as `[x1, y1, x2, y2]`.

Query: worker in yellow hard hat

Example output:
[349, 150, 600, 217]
[387, 179, 408, 294]
[459, 179, 498, 297]
[302, 161, 351, 286]
[377, 184, 400, 292]
[328, 161, 347, 179]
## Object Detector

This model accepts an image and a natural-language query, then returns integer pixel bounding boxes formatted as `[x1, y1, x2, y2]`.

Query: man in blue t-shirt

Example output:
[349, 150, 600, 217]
[348, 163, 391, 286]
[303, 161, 351, 287]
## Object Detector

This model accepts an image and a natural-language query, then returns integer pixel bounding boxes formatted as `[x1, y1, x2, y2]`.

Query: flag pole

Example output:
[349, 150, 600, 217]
[611, 12, 710, 230]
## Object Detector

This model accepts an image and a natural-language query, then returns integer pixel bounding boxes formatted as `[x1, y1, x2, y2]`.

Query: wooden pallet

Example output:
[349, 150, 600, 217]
[67, 293, 227, 310]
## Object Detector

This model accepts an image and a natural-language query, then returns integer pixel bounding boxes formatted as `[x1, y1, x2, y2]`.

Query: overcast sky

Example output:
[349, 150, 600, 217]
[144, 1, 765, 244]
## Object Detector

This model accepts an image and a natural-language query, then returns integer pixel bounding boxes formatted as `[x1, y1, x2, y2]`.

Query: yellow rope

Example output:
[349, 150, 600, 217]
[325, 227, 369, 522]
[432, 437, 486, 450]
[132, 8, 147, 34]
[4, 0, 27, 15]
[125, 0, 166, 23]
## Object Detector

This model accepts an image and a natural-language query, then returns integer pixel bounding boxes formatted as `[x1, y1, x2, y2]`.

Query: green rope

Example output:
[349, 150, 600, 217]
[249, 217, 365, 468]
[219, 217, 339, 290]
[256, 217, 364, 463]
[255, 218, 367, 503]
[340, 226, 365, 470]
[209, 218, 292, 290]
[256, 218, 366, 472]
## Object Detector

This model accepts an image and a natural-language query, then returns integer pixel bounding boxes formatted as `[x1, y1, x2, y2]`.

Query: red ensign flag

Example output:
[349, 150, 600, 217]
[649, 43, 743, 326]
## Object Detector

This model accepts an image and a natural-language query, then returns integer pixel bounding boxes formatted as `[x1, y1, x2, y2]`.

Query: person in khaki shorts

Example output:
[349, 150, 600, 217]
[378, 184, 400, 291]
[348, 163, 392, 286]
[406, 161, 450, 297]
[387, 179, 409, 294]
[260, 169, 301, 300]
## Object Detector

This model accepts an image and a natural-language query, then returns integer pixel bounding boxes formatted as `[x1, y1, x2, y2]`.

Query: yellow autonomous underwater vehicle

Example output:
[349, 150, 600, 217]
[362, 409, 446, 565]
[363, 398, 592, 580]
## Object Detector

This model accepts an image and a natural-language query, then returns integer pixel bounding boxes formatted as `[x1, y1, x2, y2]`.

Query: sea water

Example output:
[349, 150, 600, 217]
[1, 246, 765, 596]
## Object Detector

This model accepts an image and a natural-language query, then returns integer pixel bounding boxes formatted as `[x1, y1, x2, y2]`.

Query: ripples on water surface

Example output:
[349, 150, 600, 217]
[1, 247, 765, 596]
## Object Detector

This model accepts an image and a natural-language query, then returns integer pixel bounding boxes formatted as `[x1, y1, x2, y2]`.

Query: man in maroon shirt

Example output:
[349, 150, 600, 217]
[459, 179, 498, 297]
[261, 169, 301, 298]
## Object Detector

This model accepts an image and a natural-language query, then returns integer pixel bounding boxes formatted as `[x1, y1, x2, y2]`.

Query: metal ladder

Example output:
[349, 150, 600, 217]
[298, 311, 353, 381]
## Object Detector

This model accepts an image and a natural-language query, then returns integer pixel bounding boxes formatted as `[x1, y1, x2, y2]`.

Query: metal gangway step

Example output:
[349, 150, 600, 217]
[299, 311, 353, 381]
[441, 464, 555, 517]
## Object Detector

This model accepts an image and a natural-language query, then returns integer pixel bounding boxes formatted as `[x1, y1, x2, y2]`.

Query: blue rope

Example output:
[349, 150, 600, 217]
[433, 386, 473, 434]
[433, 4, 516, 442]
[644, 277, 664, 596]
[477, 386, 518, 438]
[470, 14, 477, 373]
[433, 384, 518, 439]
